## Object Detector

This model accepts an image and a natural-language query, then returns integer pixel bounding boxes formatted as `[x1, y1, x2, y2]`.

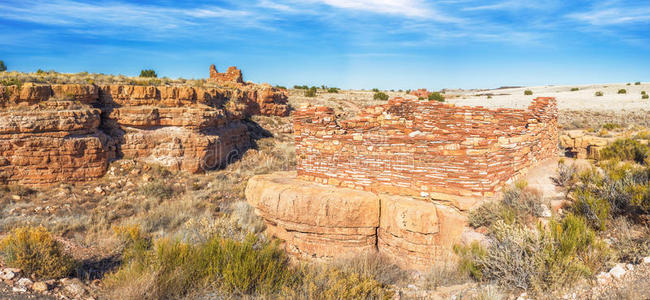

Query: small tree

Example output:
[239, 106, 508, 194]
[524, 90, 533, 96]
[327, 87, 340, 93]
[0, 60, 6, 72]
[305, 86, 317, 97]
[373, 92, 388, 100]
[139, 69, 158, 78]
[428, 92, 445, 102]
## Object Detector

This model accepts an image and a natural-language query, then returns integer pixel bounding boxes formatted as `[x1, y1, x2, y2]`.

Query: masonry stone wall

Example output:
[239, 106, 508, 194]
[293, 97, 558, 208]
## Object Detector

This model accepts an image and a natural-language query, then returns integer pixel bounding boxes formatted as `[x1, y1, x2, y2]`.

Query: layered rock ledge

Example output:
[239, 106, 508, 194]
[0, 67, 289, 185]
[245, 171, 466, 270]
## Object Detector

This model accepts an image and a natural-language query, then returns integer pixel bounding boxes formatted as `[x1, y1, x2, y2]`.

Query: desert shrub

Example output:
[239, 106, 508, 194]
[571, 189, 610, 231]
[36, 69, 46, 74]
[551, 160, 578, 192]
[0, 78, 22, 88]
[457, 216, 609, 292]
[618, 89, 627, 94]
[327, 87, 340, 93]
[468, 201, 514, 228]
[609, 218, 650, 264]
[139, 180, 176, 200]
[405, 89, 411, 94]
[293, 85, 308, 89]
[304, 86, 317, 97]
[371, 88, 380, 92]
[286, 264, 393, 299]
[595, 91, 604, 96]
[643, 94, 649, 99]
[534, 214, 609, 291]
[0, 60, 6, 72]
[524, 90, 533, 95]
[0, 226, 76, 279]
[373, 92, 388, 100]
[428, 92, 445, 102]
[642, 91, 647, 95]
[599, 138, 648, 164]
[634, 81, 641, 85]
[570, 87, 579, 91]
[487, 95, 492, 99]
[468, 182, 547, 228]
[139, 69, 157, 78]
[106, 231, 295, 299]
[602, 123, 620, 130]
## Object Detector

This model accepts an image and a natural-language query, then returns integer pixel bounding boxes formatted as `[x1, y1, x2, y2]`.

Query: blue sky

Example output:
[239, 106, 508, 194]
[1, 0, 649, 89]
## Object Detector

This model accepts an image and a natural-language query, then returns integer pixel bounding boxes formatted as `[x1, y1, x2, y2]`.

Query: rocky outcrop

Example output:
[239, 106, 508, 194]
[0, 84, 112, 185]
[0, 67, 290, 185]
[560, 129, 649, 159]
[245, 171, 467, 270]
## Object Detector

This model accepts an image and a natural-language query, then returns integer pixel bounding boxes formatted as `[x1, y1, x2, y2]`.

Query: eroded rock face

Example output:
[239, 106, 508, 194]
[0, 68, 291, 184]
[245, 171, 467, 270]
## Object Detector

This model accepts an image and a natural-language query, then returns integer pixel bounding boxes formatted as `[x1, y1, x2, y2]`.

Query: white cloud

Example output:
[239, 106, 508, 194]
[568, 6, 650, 26]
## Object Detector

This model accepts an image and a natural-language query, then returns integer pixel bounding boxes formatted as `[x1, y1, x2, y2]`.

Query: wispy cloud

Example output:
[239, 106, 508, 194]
[568, 3, 650, 26]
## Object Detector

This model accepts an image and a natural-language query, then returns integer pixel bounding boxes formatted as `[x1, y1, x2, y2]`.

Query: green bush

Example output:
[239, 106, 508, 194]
[0, 226, 76, 279]
[642, 91, 647, 95]
[139, 69, 158, 78]
[570, 88, 579, 91]
[371, 88, 380, 92]
[428, 92, 445, 102]
[0, 60, 6, 72]
[327, 87, 340, 93]
[524, 90, 533, 96]
[293, 85, 308, 90]
[599, 138, 648, 164]
[643, 94, 649, 100]
[36, 69, 46, 74]
[595, 91, 604, 96]
[618, 89, 627, 94]
[635, 82, 641, 85]
[274, 85, 286, 90]
[106, 230, 295, 299]
[305, 87, 317, 97]
[572, 189, 610, 230]
[373, 92, 388, 101]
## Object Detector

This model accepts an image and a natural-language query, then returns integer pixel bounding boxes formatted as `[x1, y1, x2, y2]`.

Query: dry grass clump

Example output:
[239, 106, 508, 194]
[599, 138, 648, 165]
[332, 252, 406, 286]
[608, 218, 650, 264]
[0, 226, 76, 279]
[286, 264, 394, 300]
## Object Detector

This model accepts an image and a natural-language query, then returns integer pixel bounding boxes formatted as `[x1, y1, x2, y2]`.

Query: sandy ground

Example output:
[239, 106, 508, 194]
[447, 82, 650, 111]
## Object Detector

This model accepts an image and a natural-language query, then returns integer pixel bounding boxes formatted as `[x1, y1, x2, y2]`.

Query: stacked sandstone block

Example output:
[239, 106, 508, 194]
[293, 97, 558, 209]
[246, 96, 558, 270]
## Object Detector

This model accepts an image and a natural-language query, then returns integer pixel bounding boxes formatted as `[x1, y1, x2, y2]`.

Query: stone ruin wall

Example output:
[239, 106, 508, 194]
[247, 96, 558, 270]
[0, 70, 289, 185]
[294, 97, 558, 209]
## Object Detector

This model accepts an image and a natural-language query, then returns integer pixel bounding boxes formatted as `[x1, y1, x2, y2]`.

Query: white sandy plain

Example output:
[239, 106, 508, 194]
[447, 82, 649, 111]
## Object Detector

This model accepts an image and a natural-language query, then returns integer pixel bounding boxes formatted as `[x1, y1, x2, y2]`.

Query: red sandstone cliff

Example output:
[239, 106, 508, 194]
[0, 68, 290, 185]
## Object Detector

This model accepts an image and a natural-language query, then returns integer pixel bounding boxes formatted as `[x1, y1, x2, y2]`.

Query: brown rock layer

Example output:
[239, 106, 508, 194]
[245, 171, 466, 270]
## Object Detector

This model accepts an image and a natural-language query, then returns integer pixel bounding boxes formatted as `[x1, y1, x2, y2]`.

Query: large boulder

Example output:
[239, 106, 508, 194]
[245, 171, 467, 270]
